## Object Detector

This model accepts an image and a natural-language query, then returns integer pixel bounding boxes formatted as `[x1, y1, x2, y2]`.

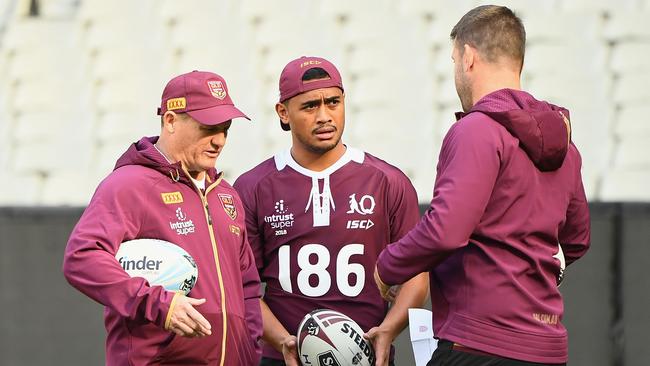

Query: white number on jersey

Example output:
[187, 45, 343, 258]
[278, 243, 365, 297]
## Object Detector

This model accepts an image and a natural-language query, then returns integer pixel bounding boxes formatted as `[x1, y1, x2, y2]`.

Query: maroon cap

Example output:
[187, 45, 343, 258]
[157, 70, 250, 125]
[278, 56, 344, 131]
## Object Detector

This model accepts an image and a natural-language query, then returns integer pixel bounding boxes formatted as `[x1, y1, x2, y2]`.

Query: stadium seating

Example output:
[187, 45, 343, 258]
[41, 171, 99, 206]
[613, 136, 650, 169]
[614, 73, 650, 105]
[604, 11, 650, 40]
[524, 11, 603, 42]
[611, 43, 650, 74]
[0, 0, 649, 205]
[524, 42, 608, 77]
[616, 105, 650, 138]
[0, 172, 42, 205]
[559, 0, 640, 12]
[601, 169, 650, 201]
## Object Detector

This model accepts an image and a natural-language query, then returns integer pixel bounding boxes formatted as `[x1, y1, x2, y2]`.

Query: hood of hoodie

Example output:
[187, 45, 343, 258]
[114, 136, 221, 184]
[457, 88, 571, 172]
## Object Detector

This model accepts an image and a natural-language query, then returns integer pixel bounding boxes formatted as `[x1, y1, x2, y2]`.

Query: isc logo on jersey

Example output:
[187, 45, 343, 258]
[346, 194, 375, 230]
[265, 200, 294, 236]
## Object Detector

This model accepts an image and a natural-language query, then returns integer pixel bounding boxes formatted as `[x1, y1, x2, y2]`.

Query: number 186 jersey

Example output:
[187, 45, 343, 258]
[234, 147, 420, 360]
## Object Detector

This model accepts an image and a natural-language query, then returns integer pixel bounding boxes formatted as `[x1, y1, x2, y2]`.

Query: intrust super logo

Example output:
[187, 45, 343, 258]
[264, 199, 294, 236]
[169, 207, 195, 236]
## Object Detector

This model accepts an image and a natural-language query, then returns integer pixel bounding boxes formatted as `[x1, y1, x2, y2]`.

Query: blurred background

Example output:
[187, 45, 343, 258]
[0, 0, 647, 365]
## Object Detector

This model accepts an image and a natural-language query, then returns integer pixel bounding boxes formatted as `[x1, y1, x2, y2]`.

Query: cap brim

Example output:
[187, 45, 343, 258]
[187, 104, 250, 125]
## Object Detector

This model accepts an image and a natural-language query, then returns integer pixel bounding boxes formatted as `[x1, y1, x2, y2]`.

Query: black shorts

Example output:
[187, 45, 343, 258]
[426, 340, 566, 366]
[259, 358, 286, 366]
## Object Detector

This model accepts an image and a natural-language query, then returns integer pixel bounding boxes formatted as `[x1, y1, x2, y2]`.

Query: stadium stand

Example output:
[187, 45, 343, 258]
[0, 0, 647, 206]
[1, 2, 649, 366]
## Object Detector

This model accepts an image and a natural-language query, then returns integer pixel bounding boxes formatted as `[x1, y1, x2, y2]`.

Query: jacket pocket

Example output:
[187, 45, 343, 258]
[152, 313, 222, 365]
[223, 314, 259, 366]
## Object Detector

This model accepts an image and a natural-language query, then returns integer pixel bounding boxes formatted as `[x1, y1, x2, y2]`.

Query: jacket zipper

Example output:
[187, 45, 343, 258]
[205, 200, 213, 226]
[184, 171, 228, 366]
[199, 187, 228, 366]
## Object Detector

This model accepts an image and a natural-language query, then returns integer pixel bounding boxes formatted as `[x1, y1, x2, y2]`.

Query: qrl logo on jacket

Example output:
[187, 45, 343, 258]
[218, 194, 237, 220]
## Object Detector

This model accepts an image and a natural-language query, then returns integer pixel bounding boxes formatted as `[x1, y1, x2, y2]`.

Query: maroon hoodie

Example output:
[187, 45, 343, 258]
[377, 89, 590, 364]
[63, 137, 262, 365]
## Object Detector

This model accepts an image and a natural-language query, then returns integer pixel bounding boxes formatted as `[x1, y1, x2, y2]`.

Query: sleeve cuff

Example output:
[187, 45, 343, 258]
[377, 251, 400, 286]
[164, 292, 182, 330]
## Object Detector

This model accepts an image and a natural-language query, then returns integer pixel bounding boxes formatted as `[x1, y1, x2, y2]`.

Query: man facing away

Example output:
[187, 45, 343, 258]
[64, 71, 262, 365]
[234, 56, 429, 366]
[375, 5, 590, 366]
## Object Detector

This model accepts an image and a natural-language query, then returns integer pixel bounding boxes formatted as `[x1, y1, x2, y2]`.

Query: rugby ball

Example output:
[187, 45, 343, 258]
[115, 238, 198, 295]
[297, 309, 375, 366]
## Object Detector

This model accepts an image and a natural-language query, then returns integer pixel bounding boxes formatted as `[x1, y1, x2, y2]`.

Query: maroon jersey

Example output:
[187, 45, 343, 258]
[234, 147, 419, 360]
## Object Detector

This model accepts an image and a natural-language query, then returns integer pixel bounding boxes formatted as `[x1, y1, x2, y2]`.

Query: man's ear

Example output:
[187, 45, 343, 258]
[162, 111, 177, 133]
[276, 102, 290, 128]
[462, 43, 476, 72]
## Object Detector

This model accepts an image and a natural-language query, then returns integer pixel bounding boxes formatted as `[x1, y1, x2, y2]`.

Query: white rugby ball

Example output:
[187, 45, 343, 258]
[115, 238, 198, 295]
[297, 309, 375, 366]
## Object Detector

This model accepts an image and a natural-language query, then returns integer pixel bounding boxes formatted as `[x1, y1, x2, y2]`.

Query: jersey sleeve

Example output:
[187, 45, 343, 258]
[237, 208, 263, 356]
[386, 169, 421, 242]
[377, 118, 500, 285]
[233, 175, 265, 273]
[62, 177, 176, 329]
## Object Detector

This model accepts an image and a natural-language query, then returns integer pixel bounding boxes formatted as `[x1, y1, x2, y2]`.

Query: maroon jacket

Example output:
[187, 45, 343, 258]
[63, 137, 262, 365]
[377, 89, 590, 364]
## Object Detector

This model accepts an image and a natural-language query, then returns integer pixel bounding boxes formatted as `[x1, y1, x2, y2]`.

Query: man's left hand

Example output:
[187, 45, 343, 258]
[363, 326, 392, 366]
[281, 335, 300, 366]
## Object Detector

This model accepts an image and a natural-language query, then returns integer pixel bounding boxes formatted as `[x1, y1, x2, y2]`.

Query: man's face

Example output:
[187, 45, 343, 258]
[172, 114, 232, 176]
[452, 44, 473, 112]
[281, 86, 345, 155]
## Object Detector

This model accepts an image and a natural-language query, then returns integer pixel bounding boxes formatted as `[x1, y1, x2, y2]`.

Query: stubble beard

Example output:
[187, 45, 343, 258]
[297, 130, 342, 155]
[456, 71, 473, 112]
[306, 135, 341, 155]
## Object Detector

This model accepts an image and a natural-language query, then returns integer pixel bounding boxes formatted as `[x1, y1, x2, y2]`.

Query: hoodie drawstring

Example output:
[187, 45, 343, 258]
[169, 169, 180, 182]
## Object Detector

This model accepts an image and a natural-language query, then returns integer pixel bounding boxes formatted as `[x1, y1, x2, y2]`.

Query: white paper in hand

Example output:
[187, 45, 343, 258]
[408, 308, 438, 366]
